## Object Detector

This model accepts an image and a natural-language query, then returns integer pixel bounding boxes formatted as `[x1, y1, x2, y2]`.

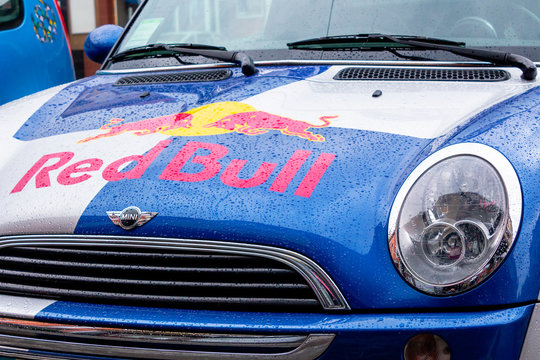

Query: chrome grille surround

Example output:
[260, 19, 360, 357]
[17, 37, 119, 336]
[0, 235, 349, 311]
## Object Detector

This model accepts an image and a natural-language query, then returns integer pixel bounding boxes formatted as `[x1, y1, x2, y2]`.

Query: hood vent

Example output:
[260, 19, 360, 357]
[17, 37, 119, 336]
[334, 67, 510, 81]
[114, 70, 232, 86]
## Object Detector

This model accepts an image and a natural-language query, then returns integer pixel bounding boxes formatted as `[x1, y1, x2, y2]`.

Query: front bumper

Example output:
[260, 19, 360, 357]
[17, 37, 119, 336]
[0, 296, 534, 360]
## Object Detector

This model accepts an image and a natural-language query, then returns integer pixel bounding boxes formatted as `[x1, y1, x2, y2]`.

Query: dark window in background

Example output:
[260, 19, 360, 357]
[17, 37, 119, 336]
[56, 0, 87, 78]
[72, 49, 85, 79]
[0, 0, 23, 30]
[117, 0, 140, 26]
[57, 0, 69, 33]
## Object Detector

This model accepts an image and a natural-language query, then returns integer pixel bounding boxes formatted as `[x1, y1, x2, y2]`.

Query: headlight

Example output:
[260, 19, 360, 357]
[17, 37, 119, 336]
[388, 144, 521, 295]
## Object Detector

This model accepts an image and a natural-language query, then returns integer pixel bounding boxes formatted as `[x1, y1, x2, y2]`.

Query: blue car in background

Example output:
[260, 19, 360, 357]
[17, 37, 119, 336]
[0, 0, 74, 105]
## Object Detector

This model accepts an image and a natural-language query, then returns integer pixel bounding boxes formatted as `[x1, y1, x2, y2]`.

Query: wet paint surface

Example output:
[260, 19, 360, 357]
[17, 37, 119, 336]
[3, 67, 539, 311]
[14, 66, 329, 141]
[35, 301, 533, 360]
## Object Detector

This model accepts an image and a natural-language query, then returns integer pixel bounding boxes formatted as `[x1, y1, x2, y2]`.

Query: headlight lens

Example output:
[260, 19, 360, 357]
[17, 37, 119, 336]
[389, 144, 521, 295]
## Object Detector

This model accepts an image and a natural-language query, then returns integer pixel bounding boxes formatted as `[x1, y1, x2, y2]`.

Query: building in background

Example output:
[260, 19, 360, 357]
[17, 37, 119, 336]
[58, 0, 139, 78]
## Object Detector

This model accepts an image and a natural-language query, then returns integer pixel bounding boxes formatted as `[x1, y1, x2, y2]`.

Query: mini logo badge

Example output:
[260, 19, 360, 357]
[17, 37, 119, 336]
[107, 206, 157, 231]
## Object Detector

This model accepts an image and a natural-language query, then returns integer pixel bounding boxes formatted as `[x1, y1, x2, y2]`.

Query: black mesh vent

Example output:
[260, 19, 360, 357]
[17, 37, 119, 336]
[114, 70, 232, 86]
[0, 246, 322, 312]
[334, 67, 510, 81]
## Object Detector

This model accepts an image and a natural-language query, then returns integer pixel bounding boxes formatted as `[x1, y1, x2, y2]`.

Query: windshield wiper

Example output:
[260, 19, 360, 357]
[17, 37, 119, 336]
[109, 43, 226, 63]
[289, 34, 466, 48]
[288, 34, 537, 80]
[109, 43, 258, 77]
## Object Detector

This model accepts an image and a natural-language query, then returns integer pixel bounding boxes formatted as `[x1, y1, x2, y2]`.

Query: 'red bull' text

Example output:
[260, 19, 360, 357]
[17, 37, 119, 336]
[11, 140, 336, 198]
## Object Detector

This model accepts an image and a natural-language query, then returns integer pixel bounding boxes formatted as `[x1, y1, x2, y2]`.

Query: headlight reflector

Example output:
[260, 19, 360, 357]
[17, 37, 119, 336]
[389, 144, 521, 295]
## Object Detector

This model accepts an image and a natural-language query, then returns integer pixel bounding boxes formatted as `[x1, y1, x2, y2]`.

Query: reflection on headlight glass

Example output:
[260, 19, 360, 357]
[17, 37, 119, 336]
[398, 156, 508, 286]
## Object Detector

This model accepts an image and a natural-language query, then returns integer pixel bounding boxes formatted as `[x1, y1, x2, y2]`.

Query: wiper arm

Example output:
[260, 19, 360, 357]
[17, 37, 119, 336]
[288, 34, 537, 80]
[384, 35, 536, 81]
[162, 44, 257, 77]
[109, 43, 258, 77]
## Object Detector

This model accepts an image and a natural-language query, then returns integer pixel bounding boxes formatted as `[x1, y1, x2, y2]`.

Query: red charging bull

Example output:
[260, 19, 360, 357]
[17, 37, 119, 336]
[78, 102, 335, 143]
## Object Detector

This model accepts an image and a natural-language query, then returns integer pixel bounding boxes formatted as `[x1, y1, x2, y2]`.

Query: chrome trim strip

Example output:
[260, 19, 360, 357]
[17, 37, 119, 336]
[0, 317, 307, 349]
[0, 336, 333, 360]
[387, 143, 522, 295]
[0, 322, 335, 360]
[97, 60, 534, 75]
[520, 304, 540, 360]
[0, 348, 76, 360]
[0, 235, 350, 310]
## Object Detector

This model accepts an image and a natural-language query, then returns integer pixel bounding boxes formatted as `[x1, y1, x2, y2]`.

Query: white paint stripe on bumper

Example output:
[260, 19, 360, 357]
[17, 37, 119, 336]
[0, 295, 56, 319]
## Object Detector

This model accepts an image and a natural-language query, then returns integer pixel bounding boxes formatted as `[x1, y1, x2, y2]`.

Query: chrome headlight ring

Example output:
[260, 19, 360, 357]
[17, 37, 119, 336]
[388, 143, 522, 296]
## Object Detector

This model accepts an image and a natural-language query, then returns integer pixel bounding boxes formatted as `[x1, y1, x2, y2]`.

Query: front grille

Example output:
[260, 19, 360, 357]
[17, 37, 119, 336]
[334, 67, 510, 81]
[0, 245, 323, 311]
[114, 70, 232, 85]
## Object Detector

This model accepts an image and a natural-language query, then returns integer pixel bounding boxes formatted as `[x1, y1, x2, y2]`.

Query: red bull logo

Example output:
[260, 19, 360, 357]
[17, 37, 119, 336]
[11, 140, 336, 198]
[78, 102, 335, 143]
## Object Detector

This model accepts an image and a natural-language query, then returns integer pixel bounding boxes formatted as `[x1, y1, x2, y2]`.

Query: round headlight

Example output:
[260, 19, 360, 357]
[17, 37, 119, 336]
[388, 144, 521, 295]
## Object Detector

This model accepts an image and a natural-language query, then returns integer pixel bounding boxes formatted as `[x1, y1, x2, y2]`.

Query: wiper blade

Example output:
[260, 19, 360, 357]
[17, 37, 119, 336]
[288, 34, 537, 80]
[109, 43, 257, 77]
[288, 34, 465, 49]
[109, 43, 226, 61]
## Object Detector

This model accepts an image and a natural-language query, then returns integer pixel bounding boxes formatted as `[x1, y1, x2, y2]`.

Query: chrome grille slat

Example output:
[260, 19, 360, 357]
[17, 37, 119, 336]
[0, 255, 295, 274]
[0, 269, 310, 289]
[0, 282, 320, 307]
[15, 247, 253, 261]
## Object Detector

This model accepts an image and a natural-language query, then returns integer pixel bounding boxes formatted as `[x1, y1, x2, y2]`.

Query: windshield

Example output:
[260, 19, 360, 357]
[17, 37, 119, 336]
[112, 0, 540, 67]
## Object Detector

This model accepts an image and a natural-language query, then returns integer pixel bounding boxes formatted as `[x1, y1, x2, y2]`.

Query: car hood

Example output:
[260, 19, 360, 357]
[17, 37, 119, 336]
[0, 65, 538, 309]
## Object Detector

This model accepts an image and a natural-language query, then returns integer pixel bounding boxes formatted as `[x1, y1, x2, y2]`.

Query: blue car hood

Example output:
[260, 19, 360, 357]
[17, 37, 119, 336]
[0, 65, 538, 309]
